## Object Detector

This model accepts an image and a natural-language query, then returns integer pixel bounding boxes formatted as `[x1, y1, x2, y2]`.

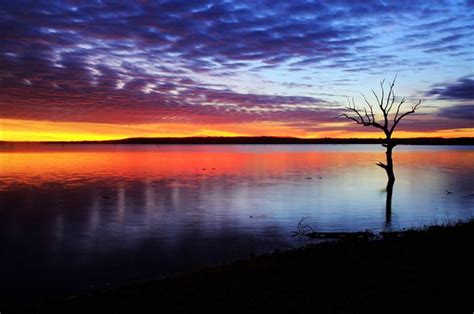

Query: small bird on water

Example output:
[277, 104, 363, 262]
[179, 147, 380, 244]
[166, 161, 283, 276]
[446, 190, 453, 195]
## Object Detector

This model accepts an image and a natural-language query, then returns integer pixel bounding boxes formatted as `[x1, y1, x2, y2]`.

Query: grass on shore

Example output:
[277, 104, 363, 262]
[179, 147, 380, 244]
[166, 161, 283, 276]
[13, 220, 474, 313]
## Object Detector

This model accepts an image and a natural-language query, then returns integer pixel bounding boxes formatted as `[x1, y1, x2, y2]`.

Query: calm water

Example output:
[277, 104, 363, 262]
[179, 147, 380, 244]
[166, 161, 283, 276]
[1, 144, 473, 302]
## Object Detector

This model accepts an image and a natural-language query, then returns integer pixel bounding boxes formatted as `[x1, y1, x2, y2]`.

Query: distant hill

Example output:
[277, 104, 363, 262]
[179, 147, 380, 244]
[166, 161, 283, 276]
[1, 137, 473, 145]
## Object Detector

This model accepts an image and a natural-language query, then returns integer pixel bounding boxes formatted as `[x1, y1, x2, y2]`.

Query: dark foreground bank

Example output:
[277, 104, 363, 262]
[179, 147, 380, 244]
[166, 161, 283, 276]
[10, 220, 474, 313]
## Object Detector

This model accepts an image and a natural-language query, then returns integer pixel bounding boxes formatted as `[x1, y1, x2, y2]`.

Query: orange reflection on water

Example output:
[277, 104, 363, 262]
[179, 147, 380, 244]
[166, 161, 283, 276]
[0, 148, 340, 187]
[1, 145, 473, 191]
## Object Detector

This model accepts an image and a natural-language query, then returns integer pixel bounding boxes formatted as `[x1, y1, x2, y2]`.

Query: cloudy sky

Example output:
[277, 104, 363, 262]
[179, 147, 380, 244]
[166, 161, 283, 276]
[1, 0, 473, 140]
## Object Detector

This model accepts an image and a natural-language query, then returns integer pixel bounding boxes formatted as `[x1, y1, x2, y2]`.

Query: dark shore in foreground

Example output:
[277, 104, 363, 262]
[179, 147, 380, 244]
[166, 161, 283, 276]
[12, 220, 473, 313]
[1, 136, 473, 145]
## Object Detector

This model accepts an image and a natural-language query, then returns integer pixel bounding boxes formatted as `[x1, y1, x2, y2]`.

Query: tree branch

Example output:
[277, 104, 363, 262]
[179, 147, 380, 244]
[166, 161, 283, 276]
[361, 93, 376, 123]
[385, 75, 397, 111]
[341, 113, 362, 124]
[393, 97, 405, 124]
[391, 99, 421, 133]
[348, 100, 366, 124]
[363, 107, 371, 123]
[387, 93, 395, 113]
[342, 76, 421, 137]
[372, 89, 381, 108]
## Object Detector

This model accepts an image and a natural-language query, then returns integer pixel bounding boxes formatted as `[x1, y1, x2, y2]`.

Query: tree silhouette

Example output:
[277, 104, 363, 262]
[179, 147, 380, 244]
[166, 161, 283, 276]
[342, 76, 421, 223]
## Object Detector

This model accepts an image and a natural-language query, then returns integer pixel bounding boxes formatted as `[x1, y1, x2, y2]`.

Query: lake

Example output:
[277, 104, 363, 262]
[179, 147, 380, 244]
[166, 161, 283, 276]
[1, 144, 473, 302]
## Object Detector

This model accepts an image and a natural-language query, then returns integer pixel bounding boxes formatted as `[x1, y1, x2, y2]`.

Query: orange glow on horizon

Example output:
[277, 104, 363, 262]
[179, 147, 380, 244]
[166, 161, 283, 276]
[1, 118, 473, 141]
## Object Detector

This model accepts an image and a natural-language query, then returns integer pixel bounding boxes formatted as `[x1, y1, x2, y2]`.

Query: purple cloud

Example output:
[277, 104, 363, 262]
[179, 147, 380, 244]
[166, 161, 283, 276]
[427, 77, 474, 100]
[438, 104, 474, 120]
[0, 0, 472, 135]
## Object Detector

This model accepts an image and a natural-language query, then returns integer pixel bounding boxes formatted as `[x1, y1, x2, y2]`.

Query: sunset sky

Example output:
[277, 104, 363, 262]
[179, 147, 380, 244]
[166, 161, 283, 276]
[1, 0, 473, 141]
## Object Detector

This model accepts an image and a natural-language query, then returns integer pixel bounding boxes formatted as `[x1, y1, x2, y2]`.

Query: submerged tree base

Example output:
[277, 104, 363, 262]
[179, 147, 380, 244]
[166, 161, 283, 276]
[11, 220, 474, 314]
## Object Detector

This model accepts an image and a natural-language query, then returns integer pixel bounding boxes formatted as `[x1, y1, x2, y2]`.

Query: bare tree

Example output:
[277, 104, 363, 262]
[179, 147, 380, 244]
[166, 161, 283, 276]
[342, 76, 421, 223]
[342, 76, 421, 184]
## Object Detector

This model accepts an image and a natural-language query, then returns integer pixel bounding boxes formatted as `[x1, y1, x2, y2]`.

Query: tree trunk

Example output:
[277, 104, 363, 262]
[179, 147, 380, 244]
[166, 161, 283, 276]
[385, 142, 396, 184]
[384, 141, 396, 225]
[385, 178, 394, 225]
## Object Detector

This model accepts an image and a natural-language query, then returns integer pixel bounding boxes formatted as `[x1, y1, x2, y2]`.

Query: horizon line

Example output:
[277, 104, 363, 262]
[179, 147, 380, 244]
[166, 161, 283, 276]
[1, 136, 473, 145]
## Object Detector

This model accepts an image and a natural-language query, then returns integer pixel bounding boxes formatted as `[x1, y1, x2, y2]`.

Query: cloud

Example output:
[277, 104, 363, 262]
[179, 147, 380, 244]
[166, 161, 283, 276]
[0, 56, 339, 126]
[427, 77, 474, 100]
[0, 0, 472, 135]
[438, 104, 474, 120]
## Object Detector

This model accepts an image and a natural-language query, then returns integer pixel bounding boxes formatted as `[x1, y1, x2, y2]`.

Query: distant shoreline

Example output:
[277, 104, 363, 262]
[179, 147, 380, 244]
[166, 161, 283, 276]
[1, 136, 474, 145]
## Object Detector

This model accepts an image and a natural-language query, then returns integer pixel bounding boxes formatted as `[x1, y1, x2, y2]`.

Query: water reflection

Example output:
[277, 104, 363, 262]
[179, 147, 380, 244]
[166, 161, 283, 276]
[0, 144, 473, 301]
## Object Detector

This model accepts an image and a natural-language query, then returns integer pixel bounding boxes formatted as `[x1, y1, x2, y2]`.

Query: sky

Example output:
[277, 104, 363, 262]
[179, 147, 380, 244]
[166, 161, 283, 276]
[1, 0, 473, 141]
